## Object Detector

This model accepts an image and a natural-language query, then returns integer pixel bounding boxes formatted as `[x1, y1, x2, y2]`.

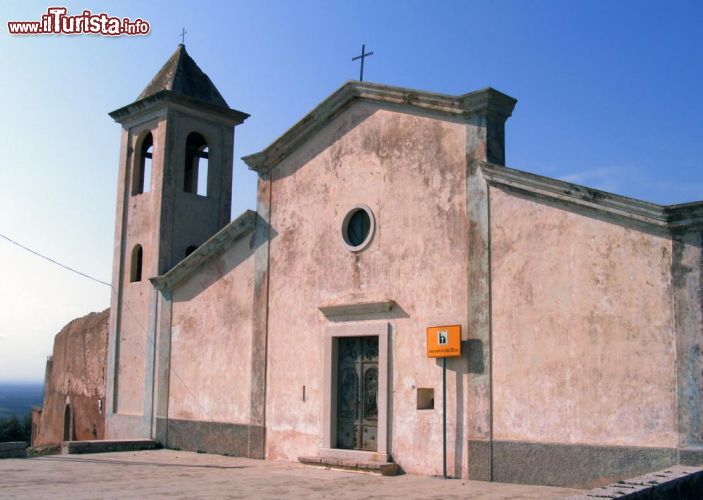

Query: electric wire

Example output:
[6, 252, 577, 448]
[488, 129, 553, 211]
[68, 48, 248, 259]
[0, 232, 111, 287]
[0, 231, 214, 422]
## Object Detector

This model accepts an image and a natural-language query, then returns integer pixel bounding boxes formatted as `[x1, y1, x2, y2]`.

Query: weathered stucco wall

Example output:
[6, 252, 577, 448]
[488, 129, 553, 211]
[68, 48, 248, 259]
[672, 230, 703, 450]
[34, 309, 108, 446]
[490, 187, 676, 448]
[169, 235, 255, 424]
[168, 110, 235, 267]
[265, 102, 469, 476]
[112, 118, 165, 419]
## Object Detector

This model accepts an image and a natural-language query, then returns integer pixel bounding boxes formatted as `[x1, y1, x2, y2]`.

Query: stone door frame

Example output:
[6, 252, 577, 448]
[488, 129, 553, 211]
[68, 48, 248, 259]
[321, 322, 390, 462]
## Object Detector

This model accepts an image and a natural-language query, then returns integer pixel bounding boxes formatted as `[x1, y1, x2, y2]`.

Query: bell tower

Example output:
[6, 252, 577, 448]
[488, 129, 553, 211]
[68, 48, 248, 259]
[104, 45, 248, 437]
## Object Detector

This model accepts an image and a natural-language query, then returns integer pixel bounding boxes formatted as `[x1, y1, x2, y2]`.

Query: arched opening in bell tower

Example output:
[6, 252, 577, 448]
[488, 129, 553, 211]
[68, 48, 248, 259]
[130, 244, 143, 282]
[184, 132, 209, 196]
[133, 132, 153, 195]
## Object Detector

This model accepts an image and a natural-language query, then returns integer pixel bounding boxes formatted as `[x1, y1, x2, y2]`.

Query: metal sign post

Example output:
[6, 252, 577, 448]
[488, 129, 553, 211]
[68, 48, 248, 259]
[442, 356, 447, 478]
[426, 325, 462, 479]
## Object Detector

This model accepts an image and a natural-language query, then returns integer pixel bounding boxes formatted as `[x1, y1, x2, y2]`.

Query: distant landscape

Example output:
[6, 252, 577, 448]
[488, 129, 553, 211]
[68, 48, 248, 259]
[0, 382, 44, 419]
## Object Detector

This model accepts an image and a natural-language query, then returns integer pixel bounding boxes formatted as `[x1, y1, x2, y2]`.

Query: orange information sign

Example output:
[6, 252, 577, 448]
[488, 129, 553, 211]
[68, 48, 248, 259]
[426, 325, 462, 358]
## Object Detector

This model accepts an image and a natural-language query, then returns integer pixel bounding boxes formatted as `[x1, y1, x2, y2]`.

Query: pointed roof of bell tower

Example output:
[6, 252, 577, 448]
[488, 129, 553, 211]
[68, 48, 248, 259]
[109, 44, 248, 125]
[137, 44, 228, 108]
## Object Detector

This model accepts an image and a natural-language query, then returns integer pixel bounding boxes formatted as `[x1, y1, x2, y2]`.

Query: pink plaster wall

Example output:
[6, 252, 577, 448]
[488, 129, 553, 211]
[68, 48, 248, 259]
[164, 110, 235, 269]
[490, 187, 677, 448]
[114, 119, 165, 416]
[265, 102, 469, 476]
[169, 235, 255, 424]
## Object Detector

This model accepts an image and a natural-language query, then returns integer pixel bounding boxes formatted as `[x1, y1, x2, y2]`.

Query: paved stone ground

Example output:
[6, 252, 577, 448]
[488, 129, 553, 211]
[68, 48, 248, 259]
[1, 449, 583, 499]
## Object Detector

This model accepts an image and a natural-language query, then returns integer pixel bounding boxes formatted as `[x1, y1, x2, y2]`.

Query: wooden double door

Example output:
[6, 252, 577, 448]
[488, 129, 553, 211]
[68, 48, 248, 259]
[336, 336, 379, 451]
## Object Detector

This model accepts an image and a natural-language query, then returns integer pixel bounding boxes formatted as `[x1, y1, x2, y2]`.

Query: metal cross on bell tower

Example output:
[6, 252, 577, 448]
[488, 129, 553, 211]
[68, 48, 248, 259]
[352, 44, 374, 82]
[180, 27, 188, 45]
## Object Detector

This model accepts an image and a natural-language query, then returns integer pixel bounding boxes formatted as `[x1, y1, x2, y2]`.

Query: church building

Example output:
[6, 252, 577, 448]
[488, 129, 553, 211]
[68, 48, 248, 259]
[103, 44, 703, 488]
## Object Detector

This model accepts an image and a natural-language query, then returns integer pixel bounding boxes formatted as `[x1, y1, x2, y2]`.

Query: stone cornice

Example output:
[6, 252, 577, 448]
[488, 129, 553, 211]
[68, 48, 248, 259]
[481, 162, 703, 232]
[109, 90, 249, 126]
[150, 210, 257, 292]
[243, 81, 517, 174]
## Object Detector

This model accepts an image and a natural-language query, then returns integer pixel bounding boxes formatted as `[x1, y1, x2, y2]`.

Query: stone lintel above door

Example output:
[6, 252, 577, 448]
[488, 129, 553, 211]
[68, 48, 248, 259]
[319, 299, 397, 319]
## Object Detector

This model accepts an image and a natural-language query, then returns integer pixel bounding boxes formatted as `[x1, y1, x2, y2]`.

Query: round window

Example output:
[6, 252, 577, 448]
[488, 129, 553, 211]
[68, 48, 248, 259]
[342, 205, 375, 252]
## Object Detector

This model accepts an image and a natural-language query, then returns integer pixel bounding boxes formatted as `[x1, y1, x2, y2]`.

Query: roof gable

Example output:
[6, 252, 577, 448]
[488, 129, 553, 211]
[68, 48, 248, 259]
[242, 81, 517, 174]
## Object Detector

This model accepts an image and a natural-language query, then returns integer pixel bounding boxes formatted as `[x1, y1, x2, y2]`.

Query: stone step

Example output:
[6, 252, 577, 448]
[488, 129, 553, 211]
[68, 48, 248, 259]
[0, 442, 27, 459]
[299, 455, 400, 476]
[61, 439, 160, 455]
[566, 465, 703, 499]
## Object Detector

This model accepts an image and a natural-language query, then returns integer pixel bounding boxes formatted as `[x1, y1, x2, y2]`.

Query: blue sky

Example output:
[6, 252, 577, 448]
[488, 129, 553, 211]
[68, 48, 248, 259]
[1, 0, 701, 381]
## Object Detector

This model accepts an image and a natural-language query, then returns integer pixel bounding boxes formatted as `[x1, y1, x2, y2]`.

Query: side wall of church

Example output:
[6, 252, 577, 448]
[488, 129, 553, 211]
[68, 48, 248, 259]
[34, 309, 108, 446]
[489, 186, 676, 450]
[265, 102, 470, 477]
[167, 235, 256, 439]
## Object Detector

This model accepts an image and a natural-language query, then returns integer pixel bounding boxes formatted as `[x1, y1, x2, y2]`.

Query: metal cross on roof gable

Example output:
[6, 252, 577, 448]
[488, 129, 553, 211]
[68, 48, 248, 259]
[180, 27, 187, 45]
[352, 44, 374, 82]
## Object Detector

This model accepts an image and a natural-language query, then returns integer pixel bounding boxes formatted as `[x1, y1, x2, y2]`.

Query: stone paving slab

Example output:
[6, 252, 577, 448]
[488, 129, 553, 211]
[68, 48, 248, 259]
[0, 449, 584, 499]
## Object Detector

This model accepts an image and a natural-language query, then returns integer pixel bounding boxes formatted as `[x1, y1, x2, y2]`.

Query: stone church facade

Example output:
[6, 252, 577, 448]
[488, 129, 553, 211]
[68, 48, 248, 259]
[102, 45, 703, 488]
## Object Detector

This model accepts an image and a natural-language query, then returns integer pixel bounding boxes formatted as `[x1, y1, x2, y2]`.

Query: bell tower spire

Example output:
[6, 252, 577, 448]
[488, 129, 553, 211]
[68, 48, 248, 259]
[104, 45, 248, 437]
